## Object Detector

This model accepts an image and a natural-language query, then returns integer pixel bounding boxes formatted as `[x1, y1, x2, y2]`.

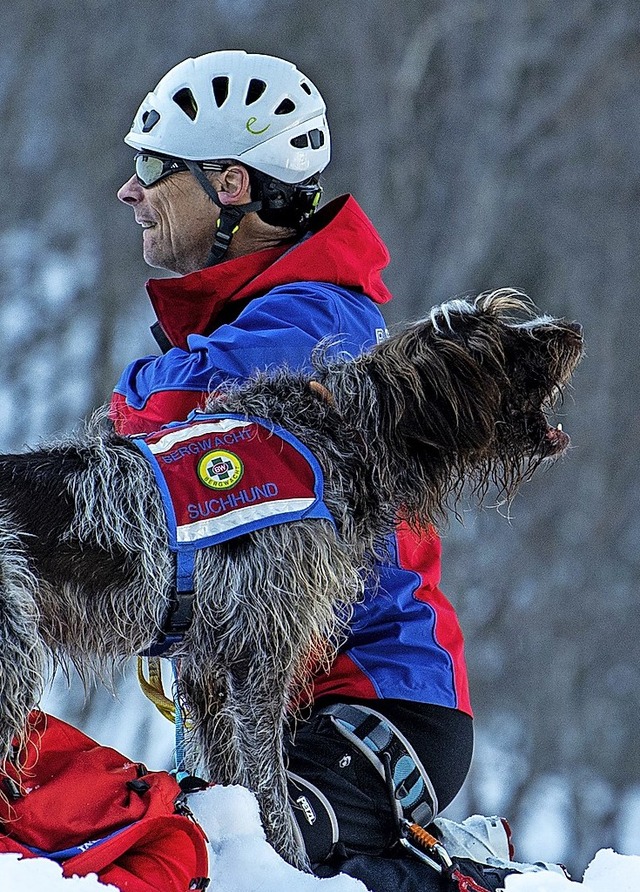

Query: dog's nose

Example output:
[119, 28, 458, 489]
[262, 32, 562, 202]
[564, 321, 584, 349]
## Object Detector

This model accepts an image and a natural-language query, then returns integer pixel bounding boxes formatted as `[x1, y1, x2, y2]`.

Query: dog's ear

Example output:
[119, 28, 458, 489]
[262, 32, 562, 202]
[363, 321, 504, 456]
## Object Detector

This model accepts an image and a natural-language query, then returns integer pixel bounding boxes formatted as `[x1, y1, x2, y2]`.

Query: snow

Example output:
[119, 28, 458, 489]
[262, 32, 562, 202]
[2, 786, 640, 891]
[0, 853, 118, 890]
[504, 849, 640, 891]
[189, 785, 368, 891]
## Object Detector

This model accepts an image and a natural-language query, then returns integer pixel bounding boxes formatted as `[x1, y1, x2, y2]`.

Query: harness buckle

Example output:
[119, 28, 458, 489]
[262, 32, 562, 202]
[398, 820, 453, 873]
[139, 588, 195, 658]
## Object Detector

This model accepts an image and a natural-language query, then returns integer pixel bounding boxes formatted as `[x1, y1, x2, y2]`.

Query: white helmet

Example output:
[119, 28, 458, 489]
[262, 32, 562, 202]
[125, 50, 330, 184]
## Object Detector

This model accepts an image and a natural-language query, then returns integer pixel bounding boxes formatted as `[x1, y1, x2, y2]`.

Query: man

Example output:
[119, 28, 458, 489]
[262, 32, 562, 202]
[113, 50, 473, 875]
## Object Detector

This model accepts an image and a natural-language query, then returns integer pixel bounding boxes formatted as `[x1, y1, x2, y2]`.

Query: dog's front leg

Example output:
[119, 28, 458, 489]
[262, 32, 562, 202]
[182, 654, 305, 867]
[179, 660, 247, 788]
[225, 656, 308, 871]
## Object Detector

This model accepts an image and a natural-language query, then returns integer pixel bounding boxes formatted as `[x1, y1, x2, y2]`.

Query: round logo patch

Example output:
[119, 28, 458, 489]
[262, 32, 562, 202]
[197, 449, 244, 490]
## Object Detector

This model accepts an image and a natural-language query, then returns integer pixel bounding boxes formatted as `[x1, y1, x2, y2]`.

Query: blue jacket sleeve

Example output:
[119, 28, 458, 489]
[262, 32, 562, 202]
[113, 283, 387, 411]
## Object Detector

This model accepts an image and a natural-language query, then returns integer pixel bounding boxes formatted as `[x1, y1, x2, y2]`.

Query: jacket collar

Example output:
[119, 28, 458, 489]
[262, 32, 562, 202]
[146, 195, 392, 350]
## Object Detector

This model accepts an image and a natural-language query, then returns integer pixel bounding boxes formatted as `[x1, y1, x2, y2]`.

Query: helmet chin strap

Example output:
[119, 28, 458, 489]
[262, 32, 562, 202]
[184, 160, 263, 266]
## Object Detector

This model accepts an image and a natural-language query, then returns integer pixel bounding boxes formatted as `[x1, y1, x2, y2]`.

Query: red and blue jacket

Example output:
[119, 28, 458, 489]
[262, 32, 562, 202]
[110, 195, 472, 716]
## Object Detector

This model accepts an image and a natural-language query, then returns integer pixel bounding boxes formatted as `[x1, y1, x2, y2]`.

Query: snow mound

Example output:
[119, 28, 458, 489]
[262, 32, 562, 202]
[188, 784, 368, 890]
[0, 853, 118, 890]
[3, 788, 640, 891]
[505, 849, 640, 891]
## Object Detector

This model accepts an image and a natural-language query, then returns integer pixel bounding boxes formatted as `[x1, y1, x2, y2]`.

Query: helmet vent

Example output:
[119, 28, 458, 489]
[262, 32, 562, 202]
[212, 76, 230, 108]
[246, 79, 267, 105]
[309, 129, 325, 149]
[291, 130, 325, 150]
[300, 82, 312, 95]
[141, 109, 161, 133]
[274, 98, 296, 115]
[173, 88, 198, 121]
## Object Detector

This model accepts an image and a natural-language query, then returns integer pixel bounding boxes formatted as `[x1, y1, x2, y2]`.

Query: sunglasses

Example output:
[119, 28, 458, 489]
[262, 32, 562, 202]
[134, 152, 225, 187]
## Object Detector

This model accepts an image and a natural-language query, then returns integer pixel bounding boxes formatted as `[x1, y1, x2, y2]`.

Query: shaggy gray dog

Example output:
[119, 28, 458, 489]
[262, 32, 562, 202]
[0, 290, 583, 866]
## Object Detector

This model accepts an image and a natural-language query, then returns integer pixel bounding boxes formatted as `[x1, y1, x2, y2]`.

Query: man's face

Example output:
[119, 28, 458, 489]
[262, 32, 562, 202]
[117, 171, 220, 275]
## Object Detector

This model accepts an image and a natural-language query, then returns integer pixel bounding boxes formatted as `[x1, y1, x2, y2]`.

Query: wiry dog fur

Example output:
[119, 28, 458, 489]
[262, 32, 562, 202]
[0, 290, 583, 866]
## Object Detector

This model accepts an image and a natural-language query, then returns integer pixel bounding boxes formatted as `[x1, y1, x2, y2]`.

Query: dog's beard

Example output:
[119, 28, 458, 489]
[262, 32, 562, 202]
[499, 318, 584, 464]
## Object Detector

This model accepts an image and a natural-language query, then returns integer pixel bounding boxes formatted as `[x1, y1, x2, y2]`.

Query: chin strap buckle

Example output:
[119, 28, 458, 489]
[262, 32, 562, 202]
[183, 160, 262, 265]
[206, 207, 246, 265]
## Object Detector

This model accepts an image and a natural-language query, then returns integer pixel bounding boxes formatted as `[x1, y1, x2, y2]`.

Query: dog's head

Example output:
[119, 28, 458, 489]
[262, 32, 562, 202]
[333, 289, 584, 524]
[426, 290, 584, 463]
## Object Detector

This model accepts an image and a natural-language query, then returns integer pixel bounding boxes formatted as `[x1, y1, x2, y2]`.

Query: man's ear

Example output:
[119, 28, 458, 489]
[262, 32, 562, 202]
[215, 165, 252, 205]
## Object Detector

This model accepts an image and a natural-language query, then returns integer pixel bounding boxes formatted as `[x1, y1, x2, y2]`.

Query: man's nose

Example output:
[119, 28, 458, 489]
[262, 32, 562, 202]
[117, 175, 143, 204]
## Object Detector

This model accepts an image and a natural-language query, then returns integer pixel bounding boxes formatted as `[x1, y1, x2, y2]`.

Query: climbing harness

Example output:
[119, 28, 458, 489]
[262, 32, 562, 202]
[321, 703, 439, 831]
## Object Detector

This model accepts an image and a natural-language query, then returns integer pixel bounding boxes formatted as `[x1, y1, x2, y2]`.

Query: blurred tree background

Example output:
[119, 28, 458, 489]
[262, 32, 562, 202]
[1, 0, 638, 877]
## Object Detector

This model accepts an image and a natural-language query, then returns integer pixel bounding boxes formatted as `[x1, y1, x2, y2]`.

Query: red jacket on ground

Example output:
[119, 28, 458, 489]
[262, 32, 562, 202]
[0, 712, 209, 891]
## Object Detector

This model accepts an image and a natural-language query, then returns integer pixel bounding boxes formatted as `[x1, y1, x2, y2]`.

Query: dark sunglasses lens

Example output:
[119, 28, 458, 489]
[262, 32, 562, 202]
[135, 154, 166, 186]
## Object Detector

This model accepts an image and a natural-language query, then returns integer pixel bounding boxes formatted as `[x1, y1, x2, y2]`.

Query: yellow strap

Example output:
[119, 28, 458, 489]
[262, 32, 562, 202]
[137, 656, 176, 724]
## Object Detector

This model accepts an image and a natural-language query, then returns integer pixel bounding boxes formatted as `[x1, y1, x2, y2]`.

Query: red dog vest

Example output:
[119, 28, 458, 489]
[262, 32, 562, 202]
[134, 412, 335, 592]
